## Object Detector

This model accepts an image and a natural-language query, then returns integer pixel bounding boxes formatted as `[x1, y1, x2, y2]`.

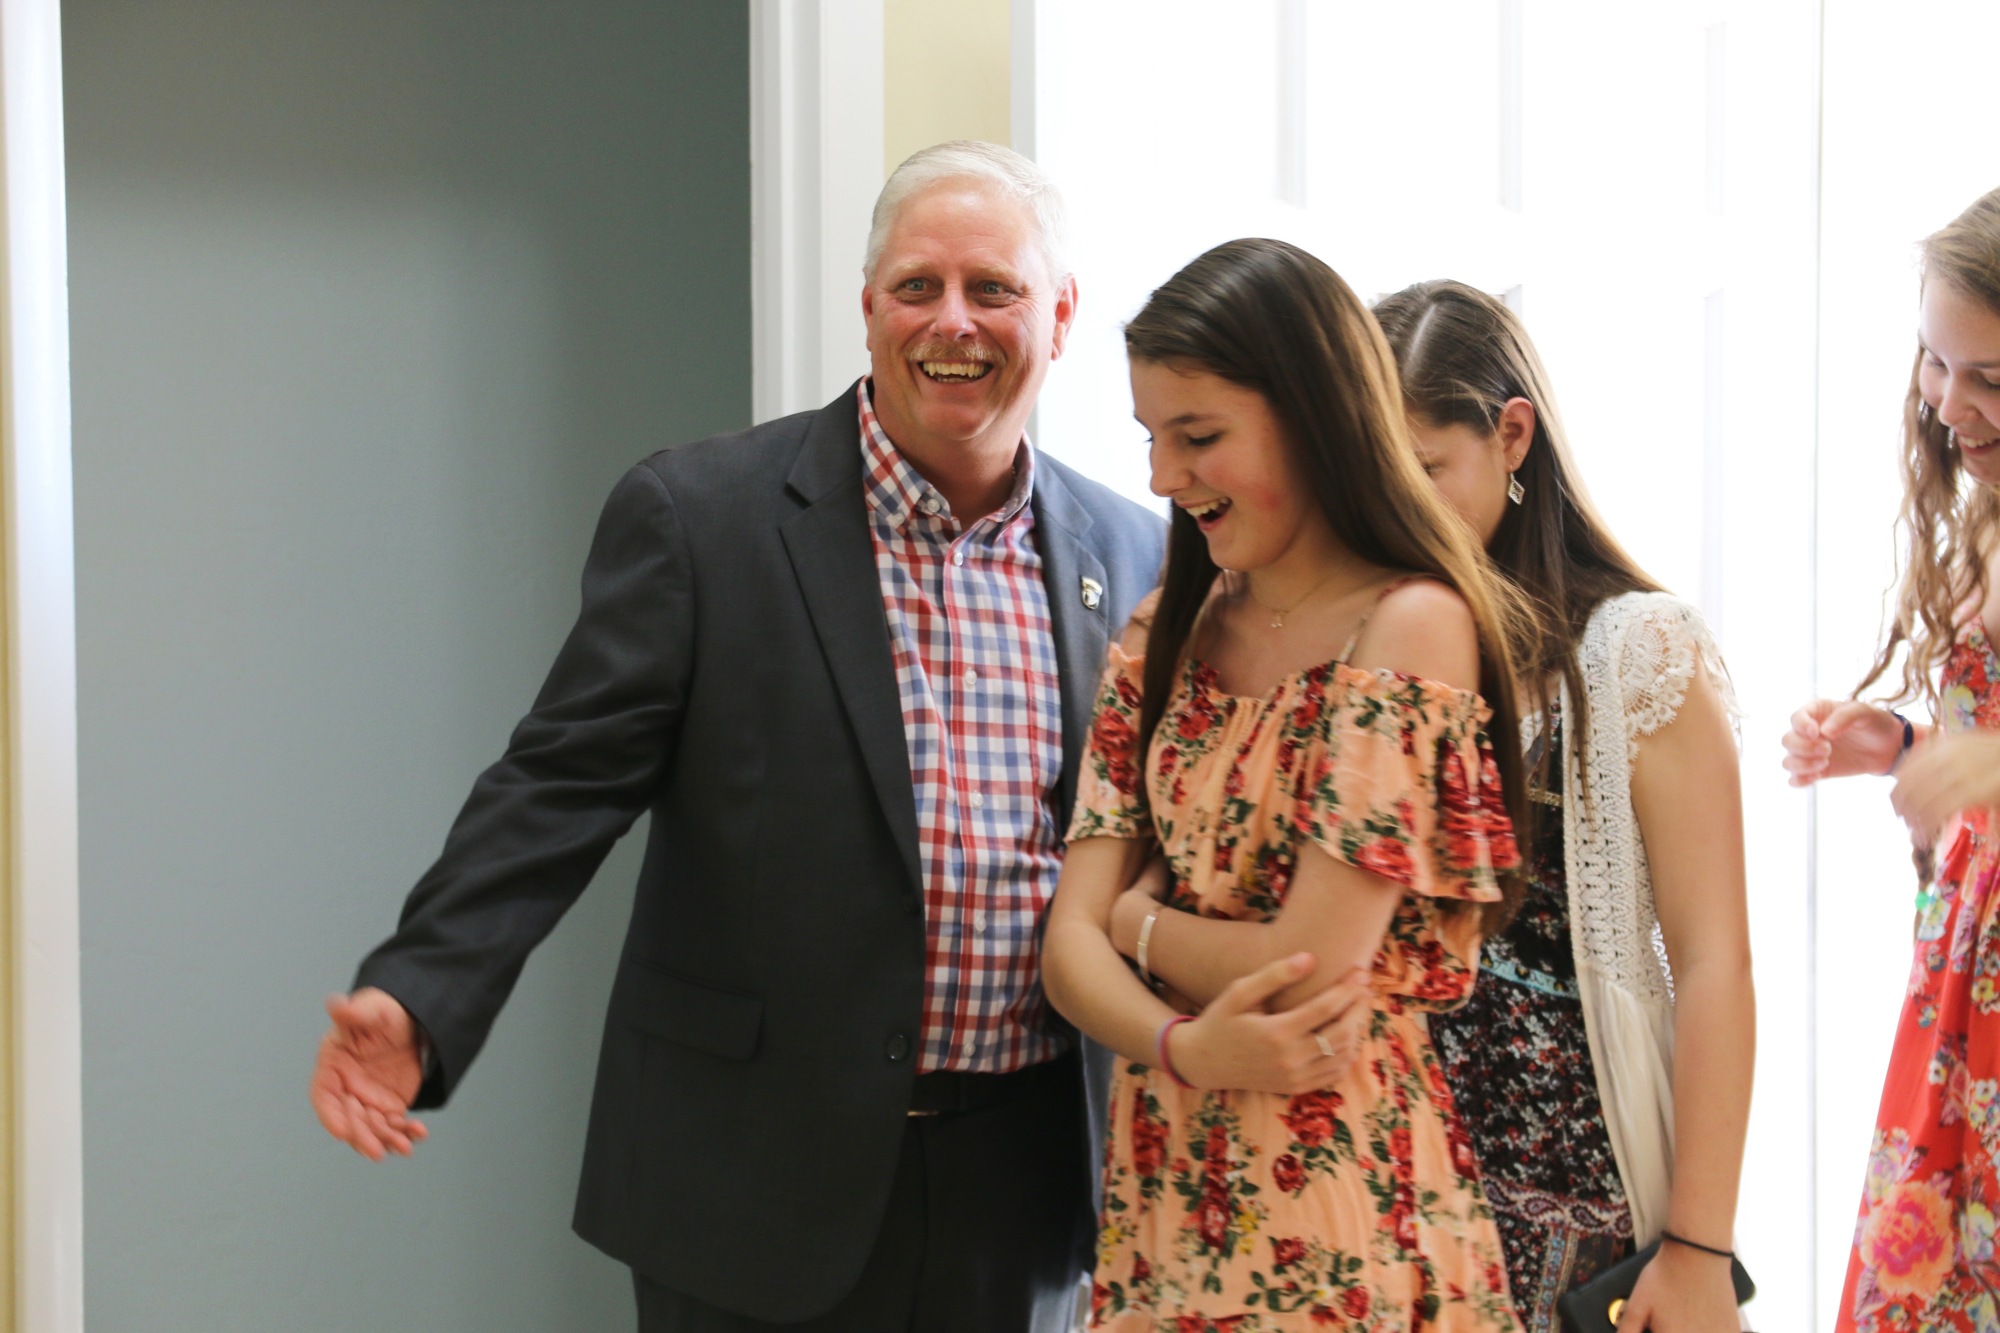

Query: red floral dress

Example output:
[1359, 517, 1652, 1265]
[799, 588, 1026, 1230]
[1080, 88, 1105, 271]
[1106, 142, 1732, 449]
[1068, 632, 1524, 1331]
[1840, 623, 2000, 1331]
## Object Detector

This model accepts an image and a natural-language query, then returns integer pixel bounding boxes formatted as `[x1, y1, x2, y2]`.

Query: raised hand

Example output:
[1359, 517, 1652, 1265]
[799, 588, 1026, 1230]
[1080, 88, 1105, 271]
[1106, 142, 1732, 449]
[1893, 729, 2000, 837]
[1781, 699, 1907, 787]
[1168, 953, 1372, 1095]
[310, 987, 428, 1161]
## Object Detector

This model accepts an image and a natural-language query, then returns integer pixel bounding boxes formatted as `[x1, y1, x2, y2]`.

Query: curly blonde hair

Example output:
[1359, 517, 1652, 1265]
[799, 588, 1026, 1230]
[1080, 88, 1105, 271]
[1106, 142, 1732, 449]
[1858, 186, 2000, 711]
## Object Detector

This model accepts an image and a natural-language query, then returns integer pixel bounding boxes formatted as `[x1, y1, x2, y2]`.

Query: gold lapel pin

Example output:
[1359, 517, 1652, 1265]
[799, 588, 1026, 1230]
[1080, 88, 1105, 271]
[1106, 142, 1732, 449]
[1080, 577, 1103, 611]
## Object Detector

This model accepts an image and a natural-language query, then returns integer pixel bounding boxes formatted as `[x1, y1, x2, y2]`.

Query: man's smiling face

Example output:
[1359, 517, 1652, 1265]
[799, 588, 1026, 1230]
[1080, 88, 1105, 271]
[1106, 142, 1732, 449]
[862, 180, 1075, 462]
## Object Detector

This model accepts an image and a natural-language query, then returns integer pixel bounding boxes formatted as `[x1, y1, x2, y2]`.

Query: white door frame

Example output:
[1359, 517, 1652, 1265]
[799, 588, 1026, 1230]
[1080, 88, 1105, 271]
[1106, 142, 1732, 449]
[749, 0, 884, 424]
[1, 0, 83, 1329]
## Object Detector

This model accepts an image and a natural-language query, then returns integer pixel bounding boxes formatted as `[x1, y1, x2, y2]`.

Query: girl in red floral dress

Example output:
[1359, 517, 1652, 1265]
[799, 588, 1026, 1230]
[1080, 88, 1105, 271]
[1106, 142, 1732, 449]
[1043, 238, 1529, 1331]
[1784, 185, 2000, 1331]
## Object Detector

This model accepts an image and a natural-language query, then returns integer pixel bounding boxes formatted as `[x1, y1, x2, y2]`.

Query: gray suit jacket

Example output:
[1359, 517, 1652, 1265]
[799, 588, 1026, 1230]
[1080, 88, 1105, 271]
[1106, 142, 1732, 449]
[356, 383, 1165, 1321]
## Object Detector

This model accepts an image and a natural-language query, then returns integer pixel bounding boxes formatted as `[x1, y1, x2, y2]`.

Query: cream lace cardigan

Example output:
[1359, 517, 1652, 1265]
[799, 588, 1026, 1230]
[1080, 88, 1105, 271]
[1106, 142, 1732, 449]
[1551, 590, 1734, 1245]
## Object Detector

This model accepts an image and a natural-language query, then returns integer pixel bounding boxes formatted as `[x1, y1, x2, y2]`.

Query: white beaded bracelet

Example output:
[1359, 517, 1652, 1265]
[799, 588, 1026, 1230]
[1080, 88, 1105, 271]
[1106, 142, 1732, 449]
[1135, 905, 1164, 986]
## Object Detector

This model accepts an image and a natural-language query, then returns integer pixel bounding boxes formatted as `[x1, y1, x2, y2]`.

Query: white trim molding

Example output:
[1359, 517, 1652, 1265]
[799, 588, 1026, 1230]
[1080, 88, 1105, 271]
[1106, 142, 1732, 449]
[0, 0, 83, 1329]
[1275, 0, 1307, 207]
[1010, 0, 1037, 162]
[750, 0, 884, 424]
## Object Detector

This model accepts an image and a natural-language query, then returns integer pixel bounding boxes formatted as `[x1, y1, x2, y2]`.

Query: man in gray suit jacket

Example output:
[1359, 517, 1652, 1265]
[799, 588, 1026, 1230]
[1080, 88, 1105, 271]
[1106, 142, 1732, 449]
[309, 141, 1166, 1332]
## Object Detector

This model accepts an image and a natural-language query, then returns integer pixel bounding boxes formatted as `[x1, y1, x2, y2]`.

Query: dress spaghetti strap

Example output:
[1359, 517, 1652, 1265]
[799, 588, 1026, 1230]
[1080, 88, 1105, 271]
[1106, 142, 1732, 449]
[1335, 575, 1423, 665]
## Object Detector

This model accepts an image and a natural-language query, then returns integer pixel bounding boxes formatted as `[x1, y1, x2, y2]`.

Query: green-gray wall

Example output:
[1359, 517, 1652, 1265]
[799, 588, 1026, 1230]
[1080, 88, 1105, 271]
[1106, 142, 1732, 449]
[66, 4, 749, 1328]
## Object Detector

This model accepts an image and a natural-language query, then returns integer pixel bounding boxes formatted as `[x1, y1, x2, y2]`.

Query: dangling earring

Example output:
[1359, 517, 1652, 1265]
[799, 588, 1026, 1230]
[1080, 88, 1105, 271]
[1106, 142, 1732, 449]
[1918, 400, 1935, 430]
[1507, 472, 1525, 505]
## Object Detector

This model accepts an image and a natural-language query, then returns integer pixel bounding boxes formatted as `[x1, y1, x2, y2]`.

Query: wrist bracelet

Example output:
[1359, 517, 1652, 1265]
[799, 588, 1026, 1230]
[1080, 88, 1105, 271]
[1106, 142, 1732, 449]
[1156, 1015, 1195, 1089]
[1135, 906, 1164, 985]
[1660, 1229, 1735, 1260]
[1886, 709, 1916, 776]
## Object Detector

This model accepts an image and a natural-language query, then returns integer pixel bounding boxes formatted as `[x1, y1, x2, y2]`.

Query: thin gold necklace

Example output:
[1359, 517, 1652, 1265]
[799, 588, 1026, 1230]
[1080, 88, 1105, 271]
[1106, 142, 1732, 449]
[1238, 568, 1341, 630]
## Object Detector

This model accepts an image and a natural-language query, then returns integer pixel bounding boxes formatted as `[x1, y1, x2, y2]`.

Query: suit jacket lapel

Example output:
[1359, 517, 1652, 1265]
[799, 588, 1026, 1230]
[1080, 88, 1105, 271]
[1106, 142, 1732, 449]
[780, 388, 923, 904]
[1032, 460, 1109, 829]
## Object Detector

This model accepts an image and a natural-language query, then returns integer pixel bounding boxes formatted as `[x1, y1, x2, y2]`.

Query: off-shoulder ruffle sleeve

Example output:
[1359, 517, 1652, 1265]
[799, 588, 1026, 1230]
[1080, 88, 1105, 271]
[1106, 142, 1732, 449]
[1066, 641, 1152, 842]
[1289, 665, 1520, 903]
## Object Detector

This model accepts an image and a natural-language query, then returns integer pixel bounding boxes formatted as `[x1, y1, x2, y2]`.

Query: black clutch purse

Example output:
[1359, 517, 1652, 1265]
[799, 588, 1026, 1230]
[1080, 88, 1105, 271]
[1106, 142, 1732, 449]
[1556, 1239, 1755, 1333]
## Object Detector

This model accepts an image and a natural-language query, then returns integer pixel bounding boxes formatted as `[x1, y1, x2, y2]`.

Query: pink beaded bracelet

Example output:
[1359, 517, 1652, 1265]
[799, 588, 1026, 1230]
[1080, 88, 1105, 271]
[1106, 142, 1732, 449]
[1156, 1015, 1195, 1089]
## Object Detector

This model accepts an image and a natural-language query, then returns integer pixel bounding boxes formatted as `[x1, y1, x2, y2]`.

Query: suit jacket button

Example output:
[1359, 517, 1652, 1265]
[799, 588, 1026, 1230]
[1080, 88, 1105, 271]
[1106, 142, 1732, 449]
[886, 1034, 911, 1062]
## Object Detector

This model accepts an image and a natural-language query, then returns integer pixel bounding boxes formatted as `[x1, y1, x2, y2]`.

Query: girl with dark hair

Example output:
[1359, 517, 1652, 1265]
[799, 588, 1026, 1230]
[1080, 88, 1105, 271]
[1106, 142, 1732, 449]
[1043, 240, 1528, 1331]
[1376, 280, 1753, 1332]
[1783, 185, 2000, 1332]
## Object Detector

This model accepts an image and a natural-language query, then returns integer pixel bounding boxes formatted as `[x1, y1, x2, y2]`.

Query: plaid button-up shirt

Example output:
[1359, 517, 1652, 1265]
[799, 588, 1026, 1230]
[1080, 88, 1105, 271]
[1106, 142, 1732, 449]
[858, 380, 1067, 1074]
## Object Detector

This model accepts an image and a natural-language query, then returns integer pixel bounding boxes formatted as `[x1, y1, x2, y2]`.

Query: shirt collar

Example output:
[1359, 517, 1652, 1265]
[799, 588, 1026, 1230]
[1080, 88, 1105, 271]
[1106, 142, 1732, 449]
[857, 377, 1035, 531]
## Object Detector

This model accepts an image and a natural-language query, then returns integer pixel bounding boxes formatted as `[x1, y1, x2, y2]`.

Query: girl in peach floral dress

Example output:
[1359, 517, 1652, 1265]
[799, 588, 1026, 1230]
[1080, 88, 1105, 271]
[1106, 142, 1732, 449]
[1783, 186, 2000, 1331]
[1043, 239, 1529, 1332]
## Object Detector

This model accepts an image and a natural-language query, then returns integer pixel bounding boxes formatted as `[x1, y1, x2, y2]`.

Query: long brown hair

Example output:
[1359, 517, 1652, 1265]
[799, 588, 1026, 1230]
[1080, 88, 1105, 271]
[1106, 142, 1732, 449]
[1857, 186, 2000, 711]
[1373, 280, 1663, 784]
[1124, 240, 1530, 927]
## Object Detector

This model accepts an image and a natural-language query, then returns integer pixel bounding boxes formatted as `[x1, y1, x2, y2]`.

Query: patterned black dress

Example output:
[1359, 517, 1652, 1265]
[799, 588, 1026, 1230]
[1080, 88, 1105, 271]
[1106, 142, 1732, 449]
[1430, 709, 1635, 1331]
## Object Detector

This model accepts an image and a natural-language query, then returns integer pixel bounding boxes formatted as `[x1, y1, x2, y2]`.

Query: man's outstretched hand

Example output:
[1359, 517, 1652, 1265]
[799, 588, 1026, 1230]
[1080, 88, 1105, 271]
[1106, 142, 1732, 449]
[310, 987, 428, 1161]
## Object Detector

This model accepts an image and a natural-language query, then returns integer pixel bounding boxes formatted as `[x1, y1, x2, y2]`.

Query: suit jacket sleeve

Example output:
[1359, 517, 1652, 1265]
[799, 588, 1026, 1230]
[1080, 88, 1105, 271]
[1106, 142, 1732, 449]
[355, 460, 693, 1107]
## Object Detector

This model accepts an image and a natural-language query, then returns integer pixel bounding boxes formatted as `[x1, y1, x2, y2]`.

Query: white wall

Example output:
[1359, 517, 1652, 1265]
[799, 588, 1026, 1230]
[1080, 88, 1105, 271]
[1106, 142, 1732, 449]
[1811, 1, 2000, 1317]
[1023, 0, 1829, 1320]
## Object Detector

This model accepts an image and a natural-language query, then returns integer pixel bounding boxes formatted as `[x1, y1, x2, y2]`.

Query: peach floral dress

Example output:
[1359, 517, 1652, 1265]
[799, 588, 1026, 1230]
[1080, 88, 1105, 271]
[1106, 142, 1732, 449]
[1068, 614, 1525, 1331]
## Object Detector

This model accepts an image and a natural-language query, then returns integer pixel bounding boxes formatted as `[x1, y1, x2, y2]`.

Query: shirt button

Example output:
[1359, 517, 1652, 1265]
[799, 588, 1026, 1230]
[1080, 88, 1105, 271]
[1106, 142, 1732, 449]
[961, 1034, 978, 1056]
[951, 549, 965, 566]
[973, 912, 988, 933]
[920, 494, 942, 515]
[969, 790, 985, 809]
[963, 669, 978, 689]
[886, 1033, 910, 1062]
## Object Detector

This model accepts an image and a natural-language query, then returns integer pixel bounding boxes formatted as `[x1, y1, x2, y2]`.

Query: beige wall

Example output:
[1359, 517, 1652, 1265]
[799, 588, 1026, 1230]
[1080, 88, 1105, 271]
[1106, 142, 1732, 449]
[883, 0, 1010, 175]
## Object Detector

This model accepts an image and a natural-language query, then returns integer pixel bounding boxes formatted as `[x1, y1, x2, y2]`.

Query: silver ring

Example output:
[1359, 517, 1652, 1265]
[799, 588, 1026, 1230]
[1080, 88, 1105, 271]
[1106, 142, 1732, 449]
[1314, 1031, 1336, 1060]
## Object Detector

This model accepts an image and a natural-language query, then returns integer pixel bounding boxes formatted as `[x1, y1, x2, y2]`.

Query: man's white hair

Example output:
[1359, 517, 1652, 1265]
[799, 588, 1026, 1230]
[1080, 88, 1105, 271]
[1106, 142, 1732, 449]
[864, 140, 1070, 286]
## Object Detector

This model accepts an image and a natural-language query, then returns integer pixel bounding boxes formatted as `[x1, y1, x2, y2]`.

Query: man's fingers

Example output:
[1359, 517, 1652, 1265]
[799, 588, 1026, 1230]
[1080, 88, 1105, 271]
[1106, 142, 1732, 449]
[314, 1076, 426, 1160]
[316, 1035, 415, 1113]
[310, 1077, 350, 1140]
[323, 998, 386, 1052]
[365, 1105, 414, 1157]
[343, 1094, 381, 1158]
[324, 990, 387, 1032]
[345, 1066, 414, 1117]
[342, 1093, 387, 1161]
[1209, 952, 1316, 1016]
[326, 987, 414, 1045]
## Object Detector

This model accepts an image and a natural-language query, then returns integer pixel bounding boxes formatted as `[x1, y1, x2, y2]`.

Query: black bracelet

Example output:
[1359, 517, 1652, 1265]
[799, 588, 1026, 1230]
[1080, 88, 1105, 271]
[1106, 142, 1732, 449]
[1660, 1229, 1735, 1260]
[1886, 710, 1917, 776]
